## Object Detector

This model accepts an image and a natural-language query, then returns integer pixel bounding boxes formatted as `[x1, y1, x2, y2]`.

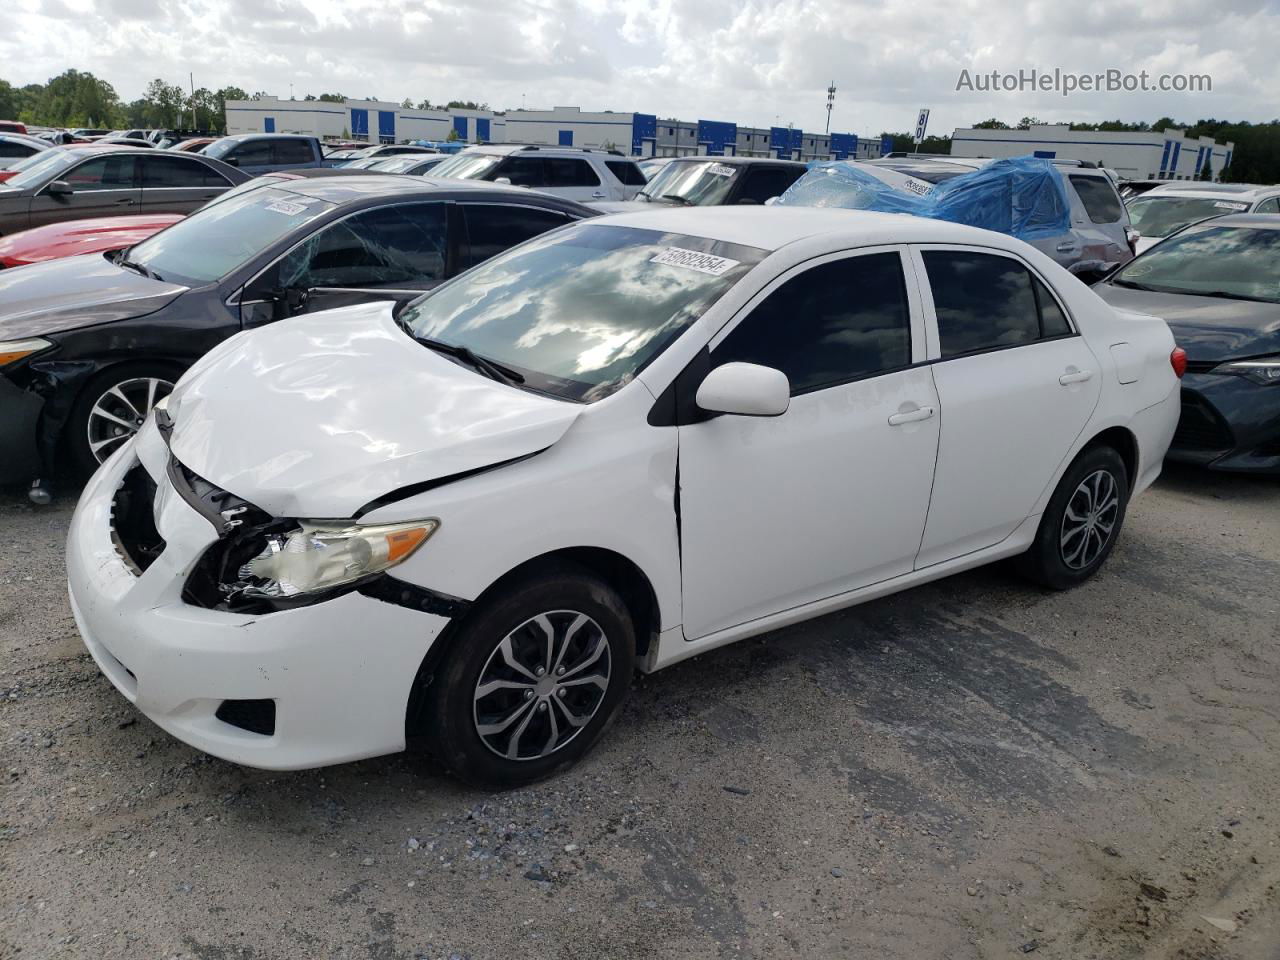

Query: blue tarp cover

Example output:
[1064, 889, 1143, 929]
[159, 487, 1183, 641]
[776, 155, 1072, 242]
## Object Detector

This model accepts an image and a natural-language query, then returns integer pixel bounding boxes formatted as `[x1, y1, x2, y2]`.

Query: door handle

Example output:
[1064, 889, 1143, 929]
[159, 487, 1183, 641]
[1056, 241, 1076, 252]
[591, 191, 606, 199]
[114, 198, 136, 205]
[1059, 369, 1094, 385]
[887, 405, 936, 426]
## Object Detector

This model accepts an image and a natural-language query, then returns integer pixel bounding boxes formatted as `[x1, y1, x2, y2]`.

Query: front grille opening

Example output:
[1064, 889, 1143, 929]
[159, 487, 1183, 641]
[1172, 390, 1234, 452]
[215, 699, 276, 736]
[110, 465, 166, 574]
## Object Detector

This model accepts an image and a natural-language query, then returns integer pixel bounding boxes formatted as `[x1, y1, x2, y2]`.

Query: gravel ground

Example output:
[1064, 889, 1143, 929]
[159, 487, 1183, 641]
[2, 464, 1277, 960]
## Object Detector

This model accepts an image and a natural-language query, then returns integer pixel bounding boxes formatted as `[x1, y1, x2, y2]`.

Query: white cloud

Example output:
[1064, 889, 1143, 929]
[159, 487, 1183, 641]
[5, 0, 1278, 135]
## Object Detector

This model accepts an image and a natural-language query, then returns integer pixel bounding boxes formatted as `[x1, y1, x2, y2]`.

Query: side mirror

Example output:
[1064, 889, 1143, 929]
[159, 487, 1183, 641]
[695, 362, 790, 417]
[735, 197, 761, 205]
[46, 180, 73, 198]
[222, 156, 239, 167]
[493, 176, 512, 185]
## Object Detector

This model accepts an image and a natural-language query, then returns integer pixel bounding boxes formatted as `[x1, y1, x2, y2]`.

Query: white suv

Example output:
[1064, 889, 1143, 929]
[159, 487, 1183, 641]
[1125, 182, 1280, 253]
[430, 144, 647, 202]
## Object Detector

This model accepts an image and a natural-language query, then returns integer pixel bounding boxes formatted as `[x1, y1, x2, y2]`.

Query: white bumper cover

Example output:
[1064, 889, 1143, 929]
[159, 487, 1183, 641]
[66, 430, 451, 770]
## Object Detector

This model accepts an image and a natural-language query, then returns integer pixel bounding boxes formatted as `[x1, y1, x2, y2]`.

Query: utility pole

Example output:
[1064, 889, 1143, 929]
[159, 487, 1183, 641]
[190, 73, 196, 130]
[825, 82, 836, 134]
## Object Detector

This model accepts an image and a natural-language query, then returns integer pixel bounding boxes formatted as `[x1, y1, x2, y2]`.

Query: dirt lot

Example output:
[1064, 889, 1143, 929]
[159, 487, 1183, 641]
[2, 464, 1277, 960]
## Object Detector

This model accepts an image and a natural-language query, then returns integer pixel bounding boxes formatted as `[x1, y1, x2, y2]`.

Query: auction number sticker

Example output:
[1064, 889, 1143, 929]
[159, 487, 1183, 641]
[902, 177, 934, 196]
[1213, 200, 1249, 210]
[651, 246, 741, 276]
[264, 199, 308, 215]
[707, 163, 736, 177]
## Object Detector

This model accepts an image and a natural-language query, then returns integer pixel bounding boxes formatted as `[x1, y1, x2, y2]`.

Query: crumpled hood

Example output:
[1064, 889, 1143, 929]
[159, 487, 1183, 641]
[1095, 283, 1280, 362]
[168, 300, 583, 518]
[0, 252, 187, 340]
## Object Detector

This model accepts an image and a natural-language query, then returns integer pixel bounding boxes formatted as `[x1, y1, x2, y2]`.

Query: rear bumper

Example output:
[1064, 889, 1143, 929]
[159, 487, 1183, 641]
[0, 374, 44, 485]
[1170, 372, 1280, 474]
[67, 427, 453, 770]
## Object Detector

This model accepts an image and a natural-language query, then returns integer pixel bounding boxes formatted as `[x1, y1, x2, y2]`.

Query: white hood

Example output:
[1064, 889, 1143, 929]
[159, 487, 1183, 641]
[167, 301, 581, 518]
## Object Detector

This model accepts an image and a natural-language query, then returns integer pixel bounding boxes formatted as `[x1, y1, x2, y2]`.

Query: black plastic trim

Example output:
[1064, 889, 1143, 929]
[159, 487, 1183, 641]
[357, 574, 472, 618]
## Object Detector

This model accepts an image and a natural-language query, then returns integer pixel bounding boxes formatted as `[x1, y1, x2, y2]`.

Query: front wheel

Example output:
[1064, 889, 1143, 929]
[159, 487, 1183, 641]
[421, 568, 635, 788]
[1016, 445, 1130, 590]
[66, 363, 178, 479]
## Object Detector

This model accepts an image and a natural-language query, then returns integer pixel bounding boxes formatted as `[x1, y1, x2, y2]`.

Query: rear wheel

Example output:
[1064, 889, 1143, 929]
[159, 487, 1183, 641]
[421, 568, 635, 788]
[1016, 445, 1130, 590]
[66, 363, 178, 479]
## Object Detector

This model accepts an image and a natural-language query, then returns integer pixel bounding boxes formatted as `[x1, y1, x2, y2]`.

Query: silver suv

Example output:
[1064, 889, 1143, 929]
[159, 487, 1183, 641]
[430, 144, 647, 202]
[861, 155, 1136, 280]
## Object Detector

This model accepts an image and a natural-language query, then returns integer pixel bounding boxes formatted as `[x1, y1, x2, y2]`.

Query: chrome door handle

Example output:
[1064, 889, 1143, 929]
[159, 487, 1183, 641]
[591, 191, 606, 198]
[887, 405, 936, 426]
[114, 198, 136, 205]
[1059, 369, 1094, 385]
[1056, 241, 1076, 252]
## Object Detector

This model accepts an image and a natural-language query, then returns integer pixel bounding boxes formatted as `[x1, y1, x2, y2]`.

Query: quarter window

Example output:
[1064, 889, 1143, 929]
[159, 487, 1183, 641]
[924, 251, 1071, 358]
[276, 202, 448, 289]
[461, 204, 571, 269]
[713, 252, 911, 395]
[1069, 175, 1124, 223]
[63, 155, 136, 191]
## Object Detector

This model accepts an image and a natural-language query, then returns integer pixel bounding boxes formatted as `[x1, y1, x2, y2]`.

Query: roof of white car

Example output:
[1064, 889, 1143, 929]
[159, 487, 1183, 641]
[1140, 182, 1280, 200]
[590, 205, 1020, 252]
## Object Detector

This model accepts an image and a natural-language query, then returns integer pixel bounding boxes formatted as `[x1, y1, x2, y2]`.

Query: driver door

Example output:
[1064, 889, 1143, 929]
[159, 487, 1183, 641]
[239, 201, 453, 327]
[28, 155, 140, 228]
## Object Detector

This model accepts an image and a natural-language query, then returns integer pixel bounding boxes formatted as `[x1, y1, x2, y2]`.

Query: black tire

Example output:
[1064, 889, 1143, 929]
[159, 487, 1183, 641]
[1016, 444, 1130, 590]
[65, 362, 180, 480]
[421, 566, 635, 789]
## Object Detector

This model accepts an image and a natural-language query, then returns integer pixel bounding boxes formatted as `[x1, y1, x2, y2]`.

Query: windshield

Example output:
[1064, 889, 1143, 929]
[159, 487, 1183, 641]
[373, 156, 425, 173]
[125, 186, 334, 286]
[202, 139, 241, 161]
[400, 223, 767, 401]
[639, 160, 739, 205]
[1112, 224, 1280, 303]
[4, 149, 79, 189]
[430, 152, 503, 180]
[1127, 196, 1247, 238]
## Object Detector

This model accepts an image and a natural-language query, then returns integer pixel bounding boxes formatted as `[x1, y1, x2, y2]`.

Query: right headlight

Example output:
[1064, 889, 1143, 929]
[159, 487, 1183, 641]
[1212, 356, 1280, 386]
[238, 519, 439, 599]
[0, 337, 53, 368]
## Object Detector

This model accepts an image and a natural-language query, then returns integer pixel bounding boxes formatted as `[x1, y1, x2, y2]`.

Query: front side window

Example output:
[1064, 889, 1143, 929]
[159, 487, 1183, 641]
[460, 204, 571, 269]
[64, 155, 137, 191]
[227, 141, 273, 167]
[0, 141, 37, 159]
[925, 251, 1071, 358]
[277, 202, 448, 289]
[1110, 224, 1280, 303]
[495, 156, 545, 187]
[735, 166, 804, 204]
[1254, 197, 1280, 214]
[401, 223, 767, 401]
[126, 186, 334, 286]
[713, 253, 911, 394]
[141, 155, 229, 188]
[1070, 175, 1124, 223]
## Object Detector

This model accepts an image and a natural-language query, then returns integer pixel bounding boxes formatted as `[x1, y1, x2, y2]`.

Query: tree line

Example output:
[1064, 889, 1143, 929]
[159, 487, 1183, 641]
[880, 115, 1280, 183]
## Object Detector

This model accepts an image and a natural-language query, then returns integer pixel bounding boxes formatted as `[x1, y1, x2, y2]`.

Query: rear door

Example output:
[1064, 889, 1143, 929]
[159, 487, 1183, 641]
[28, 154, 140, 227]
[139, 155, 234, 214]
[911, 246, 1101, 567]
[544, 157, 606, 201]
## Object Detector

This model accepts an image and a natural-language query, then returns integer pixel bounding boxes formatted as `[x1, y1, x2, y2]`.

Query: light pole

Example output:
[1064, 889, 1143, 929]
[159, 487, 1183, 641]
[825, 82, 836, 134]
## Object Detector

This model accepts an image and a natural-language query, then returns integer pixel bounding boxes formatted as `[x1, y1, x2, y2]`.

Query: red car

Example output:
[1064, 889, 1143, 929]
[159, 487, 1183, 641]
[0, 214, 183, 267]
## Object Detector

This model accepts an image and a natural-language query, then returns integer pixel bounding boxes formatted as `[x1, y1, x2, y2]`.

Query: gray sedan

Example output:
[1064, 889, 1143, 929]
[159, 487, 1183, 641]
[0, 146, 249, 237]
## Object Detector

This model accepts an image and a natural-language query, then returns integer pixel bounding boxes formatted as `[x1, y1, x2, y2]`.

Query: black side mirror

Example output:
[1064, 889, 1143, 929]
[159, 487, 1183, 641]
[267, 286, 310, 320]
[222, 156, 239, 167]
[47, 180, 73, 198]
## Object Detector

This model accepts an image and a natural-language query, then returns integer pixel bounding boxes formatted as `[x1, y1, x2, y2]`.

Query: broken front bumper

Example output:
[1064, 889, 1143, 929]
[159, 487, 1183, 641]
[66, 421, 453, 770]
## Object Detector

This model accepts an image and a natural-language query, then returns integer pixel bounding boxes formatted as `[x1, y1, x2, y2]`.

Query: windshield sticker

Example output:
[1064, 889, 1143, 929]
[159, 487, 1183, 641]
[902, 177, 934, 196]
[707, 163, 736, 177]
[1213, 200, 1249, 210]
[264, 199, 308, 216]
[650, 246, 741, 276]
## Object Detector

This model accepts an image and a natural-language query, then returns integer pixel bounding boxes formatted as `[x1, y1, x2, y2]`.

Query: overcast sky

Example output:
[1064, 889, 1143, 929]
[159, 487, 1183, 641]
[6, 0, 1278, 136]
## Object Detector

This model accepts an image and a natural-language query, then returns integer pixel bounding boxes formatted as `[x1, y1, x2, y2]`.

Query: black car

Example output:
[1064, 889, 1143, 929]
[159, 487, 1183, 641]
[612, 155, 809, 208]
[1094, 214, 1280, 473]
[0, 176, 598, 499]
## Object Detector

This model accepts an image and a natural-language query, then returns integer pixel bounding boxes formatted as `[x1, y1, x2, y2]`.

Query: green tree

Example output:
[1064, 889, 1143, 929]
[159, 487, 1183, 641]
[141, 78, 185, 127]
[415, 98, 435, 110]
[1016, 116, 1042, 130]
[445, 99, 488, 110]
[318, 93, 345, 103]
[972, 118, 1010, 129]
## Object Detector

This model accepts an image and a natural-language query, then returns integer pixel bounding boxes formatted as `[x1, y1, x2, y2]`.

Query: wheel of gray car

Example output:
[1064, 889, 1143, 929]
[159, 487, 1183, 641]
[421, 566, 635, 789]
[66, 362, 179, 480]
[1016, 444, 1130, 590]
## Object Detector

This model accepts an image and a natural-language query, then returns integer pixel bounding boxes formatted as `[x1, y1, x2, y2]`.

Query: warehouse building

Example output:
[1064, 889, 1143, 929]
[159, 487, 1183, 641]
[224, 97, 505, 144]
[950, 124, 1234, 181]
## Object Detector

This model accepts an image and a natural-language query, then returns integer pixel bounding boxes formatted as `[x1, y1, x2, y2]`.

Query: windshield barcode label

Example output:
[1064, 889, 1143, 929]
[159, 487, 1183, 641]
[1214, 200, 1249, 210]
[650, 247, 741, 276]
[264, 200, 307, 215]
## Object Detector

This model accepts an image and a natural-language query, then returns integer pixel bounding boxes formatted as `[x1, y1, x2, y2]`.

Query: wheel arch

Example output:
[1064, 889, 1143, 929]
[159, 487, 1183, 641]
[1083, 424, 1139, 491]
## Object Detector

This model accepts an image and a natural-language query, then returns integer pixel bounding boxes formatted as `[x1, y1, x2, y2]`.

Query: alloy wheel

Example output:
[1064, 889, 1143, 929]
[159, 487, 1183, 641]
[86, 377, 174, 464]
[472, 610, 612, 761]
[1059, 468, 1120, 570]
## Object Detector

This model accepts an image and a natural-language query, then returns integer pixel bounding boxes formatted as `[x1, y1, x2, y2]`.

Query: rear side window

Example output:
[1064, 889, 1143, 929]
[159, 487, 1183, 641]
[64, 155, 137, 191]
[713, 252, 911, 395]
[0, 141, 37, 158]
[272, 139, 316, 165]
[924, 251, 1071, 358]
[1069, 175, 1124, 223]
[460, 204, 572, 269]
[277, 202, 448, 288]
[605, 160, 647, 186]
[546, 158, 600, 187]
[141, 155, 229, 188]
[735, 166, 805, 204]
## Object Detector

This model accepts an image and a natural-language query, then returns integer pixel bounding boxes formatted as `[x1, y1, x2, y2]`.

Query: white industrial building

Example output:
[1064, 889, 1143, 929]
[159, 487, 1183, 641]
[950, 124, 1235, 181]
[224, 97, 505, 144]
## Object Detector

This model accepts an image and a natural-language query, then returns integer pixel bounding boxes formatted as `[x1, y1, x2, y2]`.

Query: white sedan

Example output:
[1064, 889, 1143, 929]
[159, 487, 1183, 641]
[67, 208, 1183, 787]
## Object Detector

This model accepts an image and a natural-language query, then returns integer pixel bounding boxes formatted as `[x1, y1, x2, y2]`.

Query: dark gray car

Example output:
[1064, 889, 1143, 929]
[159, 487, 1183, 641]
[0, 146, 249, 236]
